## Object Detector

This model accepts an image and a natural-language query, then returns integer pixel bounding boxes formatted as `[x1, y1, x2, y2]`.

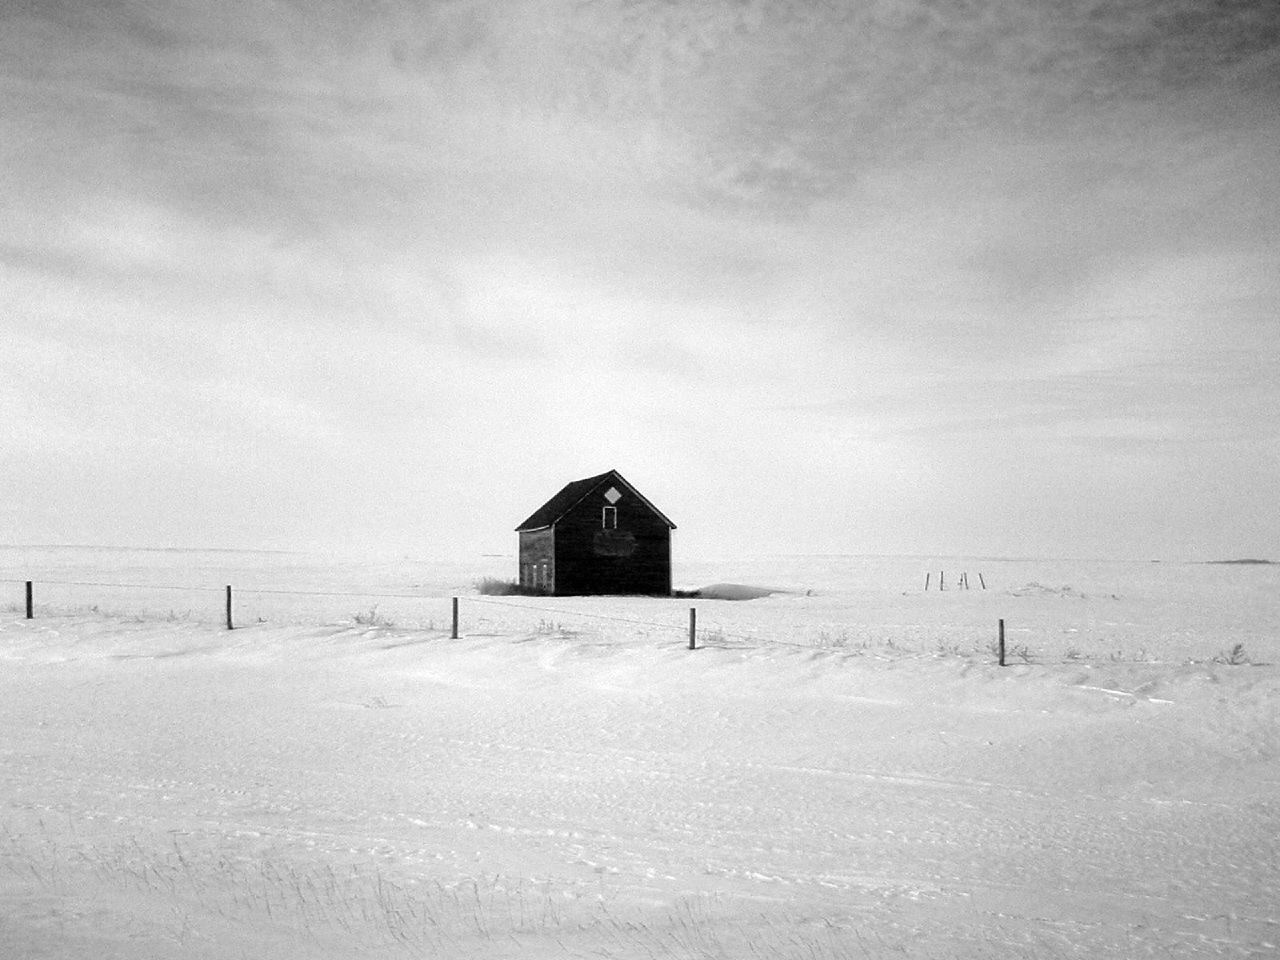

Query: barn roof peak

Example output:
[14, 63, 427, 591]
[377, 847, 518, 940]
[515, 469, 676, 532]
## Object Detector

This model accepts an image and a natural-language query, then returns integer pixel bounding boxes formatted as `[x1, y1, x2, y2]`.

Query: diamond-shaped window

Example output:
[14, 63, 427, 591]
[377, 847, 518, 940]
[604, 487, 621, 504]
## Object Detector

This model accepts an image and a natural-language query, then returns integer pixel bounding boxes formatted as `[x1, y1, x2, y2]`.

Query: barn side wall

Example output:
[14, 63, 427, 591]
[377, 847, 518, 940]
[518, 529, 555, 592]
[552, 481, 671, 596]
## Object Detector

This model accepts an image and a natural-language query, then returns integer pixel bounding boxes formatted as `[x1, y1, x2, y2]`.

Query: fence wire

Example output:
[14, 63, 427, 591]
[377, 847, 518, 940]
[3, 577, 1266, 665]
[467, 596, 783, 647]
[468, 596, 687, 632]
[4, 578, 777, 648]
[2, 578, 449, 600]
[2, 578, 453, 630]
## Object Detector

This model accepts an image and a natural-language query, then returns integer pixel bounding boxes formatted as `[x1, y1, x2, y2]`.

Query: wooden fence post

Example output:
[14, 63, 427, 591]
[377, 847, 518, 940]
[26, 581, 33, 619]
[979, 572, 986, 590]
[924, 572, 930, 591]
[998, 618, 1005, 667]
[225, 585, 233, 630]
[451, 597, 459, 639]
[688, 607, 696, 650]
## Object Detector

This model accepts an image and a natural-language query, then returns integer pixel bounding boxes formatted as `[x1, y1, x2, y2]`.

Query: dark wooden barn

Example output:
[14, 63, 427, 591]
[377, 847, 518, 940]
[515, 469, 676, 596]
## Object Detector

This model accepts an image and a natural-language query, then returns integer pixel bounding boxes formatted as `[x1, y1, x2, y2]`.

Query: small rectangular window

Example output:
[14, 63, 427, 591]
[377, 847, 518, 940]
[602, 506, 617, 529]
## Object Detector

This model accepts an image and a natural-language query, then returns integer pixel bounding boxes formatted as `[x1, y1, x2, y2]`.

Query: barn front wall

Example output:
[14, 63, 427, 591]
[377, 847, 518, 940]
[552, 479, 671, 596]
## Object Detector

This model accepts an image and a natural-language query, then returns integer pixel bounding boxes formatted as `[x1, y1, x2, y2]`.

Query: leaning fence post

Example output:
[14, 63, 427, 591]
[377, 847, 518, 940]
[998, 618, 1005, 667]
[451, 597, 459, 639]
[225, 585, 233, 630]
[26, 581, 33, 619]
[924, 572, 930, 591]
[688, 607, 696, 650]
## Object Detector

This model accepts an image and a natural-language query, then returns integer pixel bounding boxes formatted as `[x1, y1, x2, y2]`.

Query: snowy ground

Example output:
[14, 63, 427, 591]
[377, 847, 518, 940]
[1, 549, 1277, 958]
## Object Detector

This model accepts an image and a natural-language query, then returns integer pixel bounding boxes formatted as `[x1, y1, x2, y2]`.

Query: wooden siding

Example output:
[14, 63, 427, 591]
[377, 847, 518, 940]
[518, 528, 555, 592]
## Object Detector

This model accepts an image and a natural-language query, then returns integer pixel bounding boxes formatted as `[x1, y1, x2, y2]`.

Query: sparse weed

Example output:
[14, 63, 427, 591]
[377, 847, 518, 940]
[817, 629, 850, 649]
[475, 577, 548, 597]
[1214, 642, 1249, 665]
[985, 639, 1031, 663]
[352, 606, 393, 627]
[698, 628, 727, 646]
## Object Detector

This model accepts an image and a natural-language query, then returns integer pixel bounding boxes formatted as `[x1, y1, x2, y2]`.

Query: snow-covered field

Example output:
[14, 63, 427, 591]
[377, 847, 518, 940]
[1, 547, 1277, 958]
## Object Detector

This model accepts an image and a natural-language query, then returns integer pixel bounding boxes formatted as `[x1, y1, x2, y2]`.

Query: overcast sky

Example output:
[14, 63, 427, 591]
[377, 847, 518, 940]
[2, 0, 1278, 561]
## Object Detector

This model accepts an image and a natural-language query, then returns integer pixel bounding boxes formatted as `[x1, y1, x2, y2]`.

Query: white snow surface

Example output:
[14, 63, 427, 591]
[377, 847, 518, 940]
[1, 549, 1277, 958]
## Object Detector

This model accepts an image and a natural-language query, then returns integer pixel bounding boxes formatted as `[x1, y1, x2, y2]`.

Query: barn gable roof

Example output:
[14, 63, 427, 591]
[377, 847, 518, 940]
[515, 469, 676, 532]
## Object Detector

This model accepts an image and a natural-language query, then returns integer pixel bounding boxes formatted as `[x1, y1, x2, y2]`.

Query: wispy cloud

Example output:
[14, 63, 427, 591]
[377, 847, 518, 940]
[2, 0, 1277, 557]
